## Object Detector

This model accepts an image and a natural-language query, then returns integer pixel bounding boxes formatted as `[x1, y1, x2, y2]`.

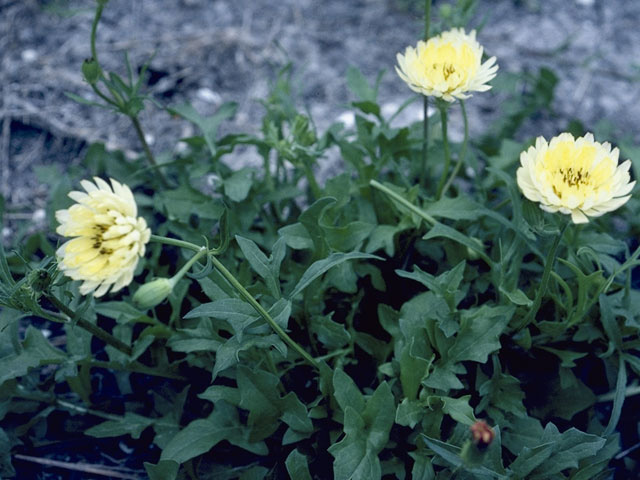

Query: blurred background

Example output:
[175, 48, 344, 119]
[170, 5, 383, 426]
[1, 0, 639, 236]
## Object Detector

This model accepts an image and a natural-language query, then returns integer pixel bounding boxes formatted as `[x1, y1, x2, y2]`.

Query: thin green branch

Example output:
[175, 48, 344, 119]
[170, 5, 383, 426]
[45, 293, 132, 356]
[440, 100, 468, 197]
[149, 234, 321, 371]
[518, 221, 569, 329]
[207, 254, 320, 371]
[369, 179, 437, 225]
[435, 105, 451, 199]
[419, 0, 433, 189]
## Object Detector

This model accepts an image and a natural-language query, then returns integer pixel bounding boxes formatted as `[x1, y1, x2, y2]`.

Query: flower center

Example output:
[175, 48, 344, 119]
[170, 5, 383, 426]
[91, 224, 108, 250]
[557, 167, 590, 188]
[432, 63, 457, 81]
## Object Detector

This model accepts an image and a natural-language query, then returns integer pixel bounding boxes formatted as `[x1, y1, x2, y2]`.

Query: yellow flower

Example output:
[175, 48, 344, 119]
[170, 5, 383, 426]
[517, 133, 635, 224]
[55, 177, 151, 297]
[395, 28, 498, 102]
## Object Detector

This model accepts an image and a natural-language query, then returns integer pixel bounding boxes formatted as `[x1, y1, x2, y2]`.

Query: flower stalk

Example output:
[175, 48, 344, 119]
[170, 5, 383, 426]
[419, 0, 433, 189]
[149, 235, 321, 371]
[44, 293, 133, 357]
[441, 100, 469, 197]
[435, 102, 452, 199]
[518, 221, 569, 328]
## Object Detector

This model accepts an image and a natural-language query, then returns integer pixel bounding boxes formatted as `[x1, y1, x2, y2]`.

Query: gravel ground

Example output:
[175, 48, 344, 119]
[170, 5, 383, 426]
[2, 0, 639, 231]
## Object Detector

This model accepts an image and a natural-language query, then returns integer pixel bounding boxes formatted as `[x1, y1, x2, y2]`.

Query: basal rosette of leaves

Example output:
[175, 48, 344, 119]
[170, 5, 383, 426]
[1, 1, 639, 480]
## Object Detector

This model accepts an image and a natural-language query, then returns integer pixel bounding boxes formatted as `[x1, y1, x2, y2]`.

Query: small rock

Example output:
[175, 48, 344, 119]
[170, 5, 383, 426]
[21, 49, 37, 63]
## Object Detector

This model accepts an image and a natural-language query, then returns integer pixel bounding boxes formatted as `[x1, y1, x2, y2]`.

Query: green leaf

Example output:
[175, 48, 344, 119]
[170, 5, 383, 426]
[237, 365, 282, 441]
[365, 224, 402, 256]
[299, 197, 336, 258]
[333, 368, 365, 413]
[323, 221, 375, 252]
[85, 412, 155, 440]
[396, 261, 466, 312]
[289, 252, 382, 299]
[236, 235, 283, 298]
[159, 184, 224, 221]
[499, 287, 533, 307]
[0, 326, 67, 385]
[429, 395, 475, 426]
[346, 66, 378, 103]
[212, 334, 286, 379]
[184, 298, 259, 338]
[281, 392, 313, 433]
[422, 436, 462, 468]
[144, 460, 179, 480]
[224, 168, 254, 202]
[310, 314, 351, 350]
[599, 294, 622, 350]
[447, 305, 514, 364]
[399, 338, 429, 400]
[395, 398, 424, 428]
[329, 408, 378, 480]
[0, 427, 15, 477]
[361, 382, 394, 451]
[279, 223, 314, 250]
[508, 443, 554, 478]
[423, 223, 493, 266]
[160, 401, 267, 464]
[168, 101, 237, 156]
[603, 355, 626, 436]
[538, 346, 587, 368]
[528, 424, 606, 479]
[286, 449, 312, 480]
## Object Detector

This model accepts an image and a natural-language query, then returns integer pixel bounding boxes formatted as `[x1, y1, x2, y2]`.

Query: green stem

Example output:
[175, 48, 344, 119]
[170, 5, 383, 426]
[597, 381, 640, 403]
[79, 358, 186, 381]
[440, 100, 468, 197]
[207, 254, 320, 370]
[15, 387, 121, 422]
[370, 179, 437, 225]
[435, 105, 451, 199]
[302, 163, 322, 200]
[150, 234, 201, 253]
[419, 0, 432, 189]
[45, 294, 132, 357]
[519, 222, 569, 328]
[420, 97, 429, 188]
[131, 116, 166, 184]
[169, 247, 207, 286]
[149, 234, 320, 371]
[424, 0, 432, 42]
[90, 2, 105, 66]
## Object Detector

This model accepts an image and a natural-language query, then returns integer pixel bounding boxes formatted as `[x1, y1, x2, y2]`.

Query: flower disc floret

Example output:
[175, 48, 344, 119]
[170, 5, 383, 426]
[517, 133, 635, 224]
[55, 177, 151, 297]
[395, 28, 498, 102]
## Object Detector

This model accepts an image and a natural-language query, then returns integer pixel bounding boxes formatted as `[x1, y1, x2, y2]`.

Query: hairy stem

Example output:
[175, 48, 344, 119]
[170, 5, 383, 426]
[45, 294, 132, 357]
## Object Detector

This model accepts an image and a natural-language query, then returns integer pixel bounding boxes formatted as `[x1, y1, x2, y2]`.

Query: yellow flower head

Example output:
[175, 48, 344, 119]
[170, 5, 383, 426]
[517, 133, 635, 224]
[395, 28, 498, 102]
[55, 177, 151, 297]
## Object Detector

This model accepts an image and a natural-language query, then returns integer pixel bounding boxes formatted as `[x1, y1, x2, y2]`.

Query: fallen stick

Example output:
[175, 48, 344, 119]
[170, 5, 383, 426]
[13, 454, 142, 480]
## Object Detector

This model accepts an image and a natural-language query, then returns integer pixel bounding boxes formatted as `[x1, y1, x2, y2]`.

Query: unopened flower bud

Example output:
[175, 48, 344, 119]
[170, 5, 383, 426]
[82, 58, 101, 85]
[133, 278, 174, 310]
[470, 420, 495, 448]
